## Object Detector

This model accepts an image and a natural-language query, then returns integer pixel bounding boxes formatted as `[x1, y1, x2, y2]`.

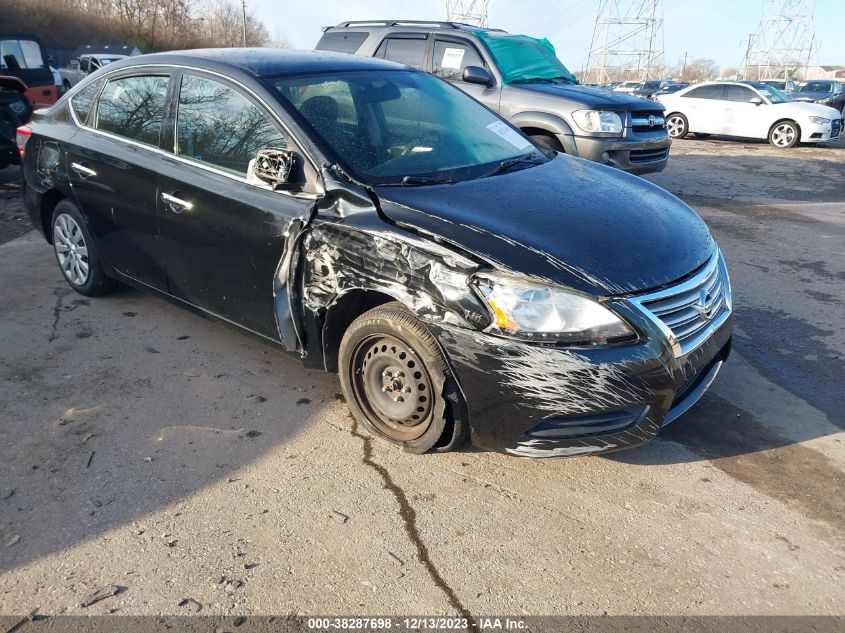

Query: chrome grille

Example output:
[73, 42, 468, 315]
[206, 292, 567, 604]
[630, 253, 731, 356]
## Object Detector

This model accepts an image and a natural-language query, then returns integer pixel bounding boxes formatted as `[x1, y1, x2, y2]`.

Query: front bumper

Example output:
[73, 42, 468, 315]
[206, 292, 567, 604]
[802, 117, 842, 142]
[568, 133, 671, 175]
[428, 292, 733, 458]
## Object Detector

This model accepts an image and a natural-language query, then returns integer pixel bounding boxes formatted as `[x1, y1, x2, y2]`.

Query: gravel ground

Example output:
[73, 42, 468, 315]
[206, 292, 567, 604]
[0, 136, 843, 621]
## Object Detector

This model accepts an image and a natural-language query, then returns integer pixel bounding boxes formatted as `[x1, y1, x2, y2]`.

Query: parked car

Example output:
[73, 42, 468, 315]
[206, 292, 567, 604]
[59, 53, 128, 90]
[658, 81, 842, 147]
[0, 74, 32, 168]
[316, 20, 670, 174]
[759, 79, 795, 93]
[18, 49, 732, 458]
[631, 80, 665, 99]
[649, 82, 688, 102]
[0, 33, 58, 107]
[791, 80, 845, 114]
[613, 81, 642, 93]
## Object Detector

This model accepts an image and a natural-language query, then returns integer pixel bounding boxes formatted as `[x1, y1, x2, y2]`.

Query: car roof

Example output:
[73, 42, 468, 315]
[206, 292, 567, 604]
[103, 48, 407, 78]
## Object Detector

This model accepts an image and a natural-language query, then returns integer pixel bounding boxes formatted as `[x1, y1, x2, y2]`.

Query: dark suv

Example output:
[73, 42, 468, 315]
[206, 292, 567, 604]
[19, 49, 732, 458]
[317, 20, 671, 174]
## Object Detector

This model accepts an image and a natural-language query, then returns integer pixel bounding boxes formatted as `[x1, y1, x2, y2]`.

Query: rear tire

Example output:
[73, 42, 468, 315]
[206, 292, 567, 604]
[666, 113, 688, 139]
[768, 120, 799, 148]
[51, 200, 118, 296]
[338, 302, 465, 454]
[529, 133, 564, 153]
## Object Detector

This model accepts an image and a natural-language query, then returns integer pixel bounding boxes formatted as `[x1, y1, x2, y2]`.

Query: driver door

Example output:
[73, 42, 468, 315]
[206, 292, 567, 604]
[156, 70, 316, 341]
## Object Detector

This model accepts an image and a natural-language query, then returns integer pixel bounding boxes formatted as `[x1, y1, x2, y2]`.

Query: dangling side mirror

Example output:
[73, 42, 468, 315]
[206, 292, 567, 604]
[250, 147, 298, 190]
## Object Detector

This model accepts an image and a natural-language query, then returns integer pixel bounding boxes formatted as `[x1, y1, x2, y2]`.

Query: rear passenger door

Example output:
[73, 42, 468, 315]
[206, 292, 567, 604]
[431, 37, 500, 111]
[66, 71, 171, 289]
[156, 70, 316, 341]
[679, 84, 725, 133]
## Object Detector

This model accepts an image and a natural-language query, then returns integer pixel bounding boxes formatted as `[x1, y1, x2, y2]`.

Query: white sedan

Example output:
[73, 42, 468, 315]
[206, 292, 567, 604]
[657, 81, 842, 148]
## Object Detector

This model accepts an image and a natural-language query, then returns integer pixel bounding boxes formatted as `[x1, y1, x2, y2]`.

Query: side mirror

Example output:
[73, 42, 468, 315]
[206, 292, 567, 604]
[462, 66, 493, 87]
[749, 97, 763, 106]
[251, 148, 298, 190]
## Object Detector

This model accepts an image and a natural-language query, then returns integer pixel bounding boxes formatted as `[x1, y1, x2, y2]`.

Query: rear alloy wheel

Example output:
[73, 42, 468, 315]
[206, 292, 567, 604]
[339, 302, 461, 453]
[51, 200, 118, 296]
[666, 113, 688, 139]
[769, 121, 799, 148]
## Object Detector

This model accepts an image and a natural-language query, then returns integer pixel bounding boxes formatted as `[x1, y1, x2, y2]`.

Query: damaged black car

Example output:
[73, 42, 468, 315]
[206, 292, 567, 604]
[20, 50, 733, 457]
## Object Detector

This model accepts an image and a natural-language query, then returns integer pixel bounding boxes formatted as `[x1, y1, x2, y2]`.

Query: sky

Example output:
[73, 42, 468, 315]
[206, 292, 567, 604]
[251, 0, 844, 72]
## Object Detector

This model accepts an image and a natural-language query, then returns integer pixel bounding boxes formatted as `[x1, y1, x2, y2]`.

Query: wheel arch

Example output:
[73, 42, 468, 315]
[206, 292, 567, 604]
[322, 288, 398, 373]
[40, 189, 68, 244]
[769, 117, 801, 138]
[508, 111, 577, 154]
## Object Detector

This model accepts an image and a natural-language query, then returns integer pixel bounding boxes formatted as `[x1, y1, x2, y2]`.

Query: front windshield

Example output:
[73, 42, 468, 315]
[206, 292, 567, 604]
[270, 70, 544, 186]
[475, 32, 577, 85]
[795, 81, 832, 94]
[756, 84, 790, 104]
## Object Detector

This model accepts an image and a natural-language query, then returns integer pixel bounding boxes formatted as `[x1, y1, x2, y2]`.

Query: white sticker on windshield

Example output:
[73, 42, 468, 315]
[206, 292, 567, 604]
[486, 120, 533, 149]
[440, 48, 466, 70]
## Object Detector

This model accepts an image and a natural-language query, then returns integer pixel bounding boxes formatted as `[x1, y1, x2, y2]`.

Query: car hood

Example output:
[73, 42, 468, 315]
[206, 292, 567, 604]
[791, 92, 831, 101]
[373, 155, 715, 297]
[776, 101, 841, 118]
[508, 82, 662, 111]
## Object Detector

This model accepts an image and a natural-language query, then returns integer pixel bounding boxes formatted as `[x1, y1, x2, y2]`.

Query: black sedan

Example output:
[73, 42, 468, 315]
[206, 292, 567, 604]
[18, 49, 733, 457]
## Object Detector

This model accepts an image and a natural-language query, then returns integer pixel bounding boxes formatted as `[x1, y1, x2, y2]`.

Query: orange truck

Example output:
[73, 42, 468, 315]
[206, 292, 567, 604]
[0, 34, 58, 108]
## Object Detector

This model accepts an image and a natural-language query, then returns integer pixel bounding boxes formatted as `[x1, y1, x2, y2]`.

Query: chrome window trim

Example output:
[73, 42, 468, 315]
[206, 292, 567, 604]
[628, 250, 732, 358]
[65, 62, 323, 196]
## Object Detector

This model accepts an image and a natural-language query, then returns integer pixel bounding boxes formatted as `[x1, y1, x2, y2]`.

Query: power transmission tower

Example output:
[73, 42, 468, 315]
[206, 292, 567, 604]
[445, 0, 489, 26]
[585, 0, 665, 84]
[740, 1, 816, 80]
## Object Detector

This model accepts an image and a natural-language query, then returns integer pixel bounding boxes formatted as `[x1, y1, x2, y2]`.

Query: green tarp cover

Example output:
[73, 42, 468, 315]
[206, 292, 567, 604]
[475, 31, 577, 85]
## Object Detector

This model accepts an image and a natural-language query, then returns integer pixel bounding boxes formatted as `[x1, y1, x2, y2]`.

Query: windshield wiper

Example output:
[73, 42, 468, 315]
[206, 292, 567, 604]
[476, 153, 545, 180]
[398, 175, 456, 186]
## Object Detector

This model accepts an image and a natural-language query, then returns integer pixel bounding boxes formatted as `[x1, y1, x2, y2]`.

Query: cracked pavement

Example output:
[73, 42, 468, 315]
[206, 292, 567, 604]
[0, 135, 844, 618]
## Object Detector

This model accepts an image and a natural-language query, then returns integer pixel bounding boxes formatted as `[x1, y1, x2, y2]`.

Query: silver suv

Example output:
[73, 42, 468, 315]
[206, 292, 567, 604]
[317, 20, 671, 175]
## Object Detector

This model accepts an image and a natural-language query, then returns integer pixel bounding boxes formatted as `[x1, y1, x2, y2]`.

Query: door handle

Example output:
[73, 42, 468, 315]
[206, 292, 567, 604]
[161, 192, 193, 212]
[70, 162, 97, 178]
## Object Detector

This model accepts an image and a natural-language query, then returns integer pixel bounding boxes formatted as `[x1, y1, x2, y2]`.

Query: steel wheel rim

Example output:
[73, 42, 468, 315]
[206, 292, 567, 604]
[350, 334, 434, 442]
[772, 124, 795, 147]
[53, 214, 89, 286]
[667, 116, 685, 137]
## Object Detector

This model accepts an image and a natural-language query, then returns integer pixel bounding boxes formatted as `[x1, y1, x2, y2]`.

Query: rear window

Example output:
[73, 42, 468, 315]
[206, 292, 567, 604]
[684, 85, 724, 100]
[0, 39, 45, 70]
[70, 80, 102, 125]
[96, 75, 169, 146]
[316, 31, 369, 55]
[375, 37, 427, 69]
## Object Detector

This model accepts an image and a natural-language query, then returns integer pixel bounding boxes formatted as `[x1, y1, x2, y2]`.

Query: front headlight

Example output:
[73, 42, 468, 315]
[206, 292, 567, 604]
[475, 275, 636, 345]
[571, 110, 623, 134]
[809, 116, 831, 125]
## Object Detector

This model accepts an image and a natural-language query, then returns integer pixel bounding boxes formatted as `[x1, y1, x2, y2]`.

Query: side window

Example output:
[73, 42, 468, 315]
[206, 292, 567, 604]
[70, 80, 102, 125]
[726, 85, 756, 102]
[96, 75, 169, 146]
[176, 73, 286, 177]
[684, 85, 725, 100]
[432, 39, 484, 81]
[316, 31, 369, 54]
[375, 37, 427, 68]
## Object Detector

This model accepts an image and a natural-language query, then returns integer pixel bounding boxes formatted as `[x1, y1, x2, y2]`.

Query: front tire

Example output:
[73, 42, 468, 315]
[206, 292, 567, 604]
[529, 133, 564, 153]
[51, 200, 117, 296]
[666, 113, 689, 139]
[769, 120, 799, 148]
[339, 302, 459, 454]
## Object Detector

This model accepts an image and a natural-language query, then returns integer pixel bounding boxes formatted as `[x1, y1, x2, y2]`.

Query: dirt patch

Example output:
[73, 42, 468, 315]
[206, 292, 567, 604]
[0, 167, 32, 245]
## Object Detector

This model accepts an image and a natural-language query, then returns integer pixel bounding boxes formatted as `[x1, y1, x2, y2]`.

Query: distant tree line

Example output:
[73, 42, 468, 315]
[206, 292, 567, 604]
[2, 0, 289, 54]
